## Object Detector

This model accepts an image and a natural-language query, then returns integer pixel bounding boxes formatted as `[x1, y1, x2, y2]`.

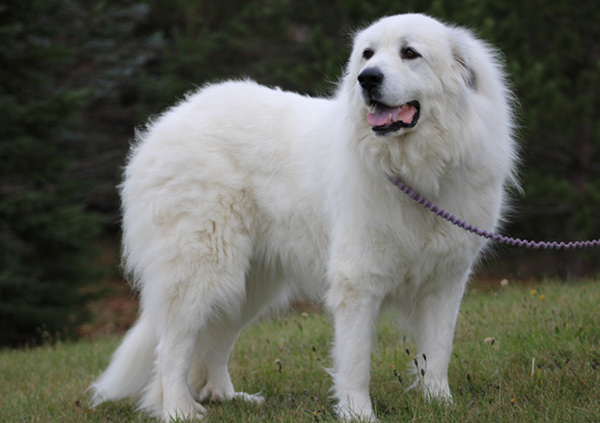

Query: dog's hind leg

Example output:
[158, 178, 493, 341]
[189, 320, 265, 405]
[152, 318, 207, 420]
[188, 269, 285, 406]
[139, 261, 252, 421]
[133, 188, 256, 421]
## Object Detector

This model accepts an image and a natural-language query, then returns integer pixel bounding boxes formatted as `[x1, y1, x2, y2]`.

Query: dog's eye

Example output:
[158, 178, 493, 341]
[362, 48, 375, 60]
[401, 47, 421, 60]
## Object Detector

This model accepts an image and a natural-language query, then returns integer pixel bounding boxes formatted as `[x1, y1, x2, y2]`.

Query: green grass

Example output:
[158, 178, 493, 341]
[1, 281, 599, 422]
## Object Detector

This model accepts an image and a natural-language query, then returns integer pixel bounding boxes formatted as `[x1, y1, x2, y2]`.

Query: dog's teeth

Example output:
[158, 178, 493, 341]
[387, 113, 393, 124]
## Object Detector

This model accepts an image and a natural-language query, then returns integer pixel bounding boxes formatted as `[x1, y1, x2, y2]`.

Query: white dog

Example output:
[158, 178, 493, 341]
[90, 13, 517, 421]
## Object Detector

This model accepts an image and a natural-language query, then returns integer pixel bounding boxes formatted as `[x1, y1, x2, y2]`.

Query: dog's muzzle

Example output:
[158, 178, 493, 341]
[358, 67, 420, 135]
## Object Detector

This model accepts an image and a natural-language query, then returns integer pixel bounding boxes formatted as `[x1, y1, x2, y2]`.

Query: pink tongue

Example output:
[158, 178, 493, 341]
[367, 103, 416, 127]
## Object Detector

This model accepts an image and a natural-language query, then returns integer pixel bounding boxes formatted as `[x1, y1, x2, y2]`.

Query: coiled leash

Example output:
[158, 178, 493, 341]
[388, 177, 600, 249]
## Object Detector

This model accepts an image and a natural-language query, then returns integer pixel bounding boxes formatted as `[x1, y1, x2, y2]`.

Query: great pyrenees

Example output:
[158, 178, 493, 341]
[90, 13, 517, 421]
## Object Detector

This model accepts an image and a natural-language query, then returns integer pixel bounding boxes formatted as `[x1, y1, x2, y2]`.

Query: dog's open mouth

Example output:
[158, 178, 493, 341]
[367, 101, 420, 134]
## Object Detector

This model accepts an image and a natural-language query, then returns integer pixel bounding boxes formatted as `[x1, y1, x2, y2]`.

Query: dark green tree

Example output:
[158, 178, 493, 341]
[0, 0, 103, 346]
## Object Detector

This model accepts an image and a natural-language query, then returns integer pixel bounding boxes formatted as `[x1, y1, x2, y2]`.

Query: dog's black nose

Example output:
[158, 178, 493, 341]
[358, 67, 384, 91]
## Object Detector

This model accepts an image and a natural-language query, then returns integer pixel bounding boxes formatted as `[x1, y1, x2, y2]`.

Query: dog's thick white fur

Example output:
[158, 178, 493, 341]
[89, 14, 517, 421]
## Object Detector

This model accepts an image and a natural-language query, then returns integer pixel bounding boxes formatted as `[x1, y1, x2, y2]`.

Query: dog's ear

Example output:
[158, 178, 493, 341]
[455, 55, 478, 91]
[448, 27, 478, 92]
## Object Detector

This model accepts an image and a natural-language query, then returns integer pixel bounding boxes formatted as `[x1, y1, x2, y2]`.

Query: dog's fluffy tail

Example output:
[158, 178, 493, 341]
[88, 317, 155, 406]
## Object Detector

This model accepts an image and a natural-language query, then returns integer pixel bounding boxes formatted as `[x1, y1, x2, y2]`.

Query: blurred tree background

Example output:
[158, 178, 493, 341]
[1, 0, 598, 346]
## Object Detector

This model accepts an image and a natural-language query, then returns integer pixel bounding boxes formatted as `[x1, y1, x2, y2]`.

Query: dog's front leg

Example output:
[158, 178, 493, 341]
[327, 284, 382, 422]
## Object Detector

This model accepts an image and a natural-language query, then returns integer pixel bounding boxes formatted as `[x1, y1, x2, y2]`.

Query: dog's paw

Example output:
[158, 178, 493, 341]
[335, 403, 378, 422]
[162, 400, 206, 422]
[198, 383, 234, 402]
[198, 384, 264, 405]
[232, 391, 265, 404]
[406, 377, 453, 403]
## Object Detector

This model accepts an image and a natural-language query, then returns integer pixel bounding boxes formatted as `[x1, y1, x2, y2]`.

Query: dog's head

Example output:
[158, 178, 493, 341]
[346, 14, 482, 138]
[340, 13, 516, 196]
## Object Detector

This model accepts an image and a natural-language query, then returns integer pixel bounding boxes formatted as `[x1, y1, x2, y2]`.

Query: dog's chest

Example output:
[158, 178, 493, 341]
[338, 192, 481, 287]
